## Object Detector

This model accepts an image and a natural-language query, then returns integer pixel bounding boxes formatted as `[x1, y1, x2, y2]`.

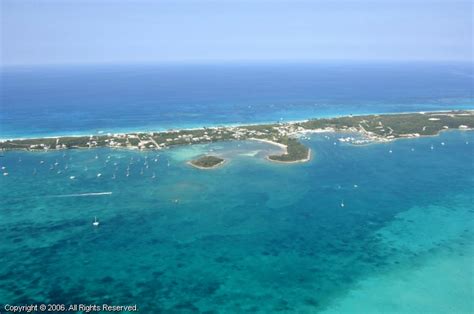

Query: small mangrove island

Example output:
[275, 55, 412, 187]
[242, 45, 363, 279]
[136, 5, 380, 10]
[1, 110, 473, 164]
[189, 156, 225, 169]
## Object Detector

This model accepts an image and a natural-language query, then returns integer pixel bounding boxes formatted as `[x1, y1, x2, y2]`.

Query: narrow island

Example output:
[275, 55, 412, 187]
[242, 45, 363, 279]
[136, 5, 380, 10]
[1, 110, 473, 165]
[188, 155, 225, 169]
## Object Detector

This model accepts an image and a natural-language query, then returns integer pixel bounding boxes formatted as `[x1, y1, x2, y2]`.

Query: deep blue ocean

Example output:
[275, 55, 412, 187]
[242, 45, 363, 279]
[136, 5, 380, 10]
[1, 62, 473, 138]
[0, 63, 473, 313]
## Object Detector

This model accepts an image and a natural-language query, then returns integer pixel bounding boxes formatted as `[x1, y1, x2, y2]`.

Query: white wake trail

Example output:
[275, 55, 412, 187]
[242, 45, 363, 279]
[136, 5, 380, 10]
[50, 192, 113, 198]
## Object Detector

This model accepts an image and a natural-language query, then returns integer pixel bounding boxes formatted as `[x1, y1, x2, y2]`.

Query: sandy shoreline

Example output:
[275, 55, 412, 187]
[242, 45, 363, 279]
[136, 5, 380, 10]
[248, 138, 311, 164]
[3, 109, 471, 142]
[248, 138, 288, 151]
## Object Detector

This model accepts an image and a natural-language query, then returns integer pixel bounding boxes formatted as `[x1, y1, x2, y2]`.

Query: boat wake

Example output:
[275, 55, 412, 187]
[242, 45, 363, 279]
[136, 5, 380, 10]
[49, 192, 113, 198]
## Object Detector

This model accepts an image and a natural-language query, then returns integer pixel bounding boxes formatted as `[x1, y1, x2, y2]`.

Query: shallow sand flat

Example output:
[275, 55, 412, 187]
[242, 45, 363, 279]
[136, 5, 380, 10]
[238, 150, 261, 157]
[167, 144, 209, 162]
[375, 196, 473, 254]
[168, 140, 285, 165]
[321, 248, 474, 314]
[322, 194, 474, 314]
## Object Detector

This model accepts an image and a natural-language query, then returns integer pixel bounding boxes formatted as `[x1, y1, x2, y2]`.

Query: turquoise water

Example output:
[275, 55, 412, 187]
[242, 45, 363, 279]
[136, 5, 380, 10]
[2, 62, 473, 139]
[1, 130, 473, 312]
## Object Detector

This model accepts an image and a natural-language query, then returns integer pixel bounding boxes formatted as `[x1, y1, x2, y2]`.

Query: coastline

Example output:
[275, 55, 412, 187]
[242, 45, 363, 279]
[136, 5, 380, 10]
[2, 109, 472, 142]
[267, 148, 312, 164]
[249, 138, 312, 163]
[187, 159, 226, 170]
[1, 110, 473, 165]
[248, 138, 288, 151]
[347, 127, 473, 147]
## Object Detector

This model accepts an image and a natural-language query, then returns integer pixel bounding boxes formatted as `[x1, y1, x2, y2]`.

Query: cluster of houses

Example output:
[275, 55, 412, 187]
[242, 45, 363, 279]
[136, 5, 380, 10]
[29, 143, 51, 150]
[127, 123, 308, 150]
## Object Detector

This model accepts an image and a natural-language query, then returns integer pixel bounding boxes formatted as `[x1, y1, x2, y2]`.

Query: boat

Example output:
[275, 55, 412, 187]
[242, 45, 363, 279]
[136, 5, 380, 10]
[92, 217, 99, 226]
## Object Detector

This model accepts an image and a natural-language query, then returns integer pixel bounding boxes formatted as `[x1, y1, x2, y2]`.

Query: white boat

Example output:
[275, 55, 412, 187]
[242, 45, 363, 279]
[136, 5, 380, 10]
[93, 217, 99, 226]
[340, 201, 345, 208]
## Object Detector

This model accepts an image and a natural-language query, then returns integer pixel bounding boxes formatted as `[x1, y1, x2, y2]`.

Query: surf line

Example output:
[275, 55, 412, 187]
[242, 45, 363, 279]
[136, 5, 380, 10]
[49, 192, 113, 198]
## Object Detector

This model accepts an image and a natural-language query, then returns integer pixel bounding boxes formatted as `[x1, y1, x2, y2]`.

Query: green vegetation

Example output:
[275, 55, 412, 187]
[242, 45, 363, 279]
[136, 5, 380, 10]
[189, 155, 225, 168]
[269, 137, 310, 162]
[300, 111, 474, 138]
[1, 110, 472, 165]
